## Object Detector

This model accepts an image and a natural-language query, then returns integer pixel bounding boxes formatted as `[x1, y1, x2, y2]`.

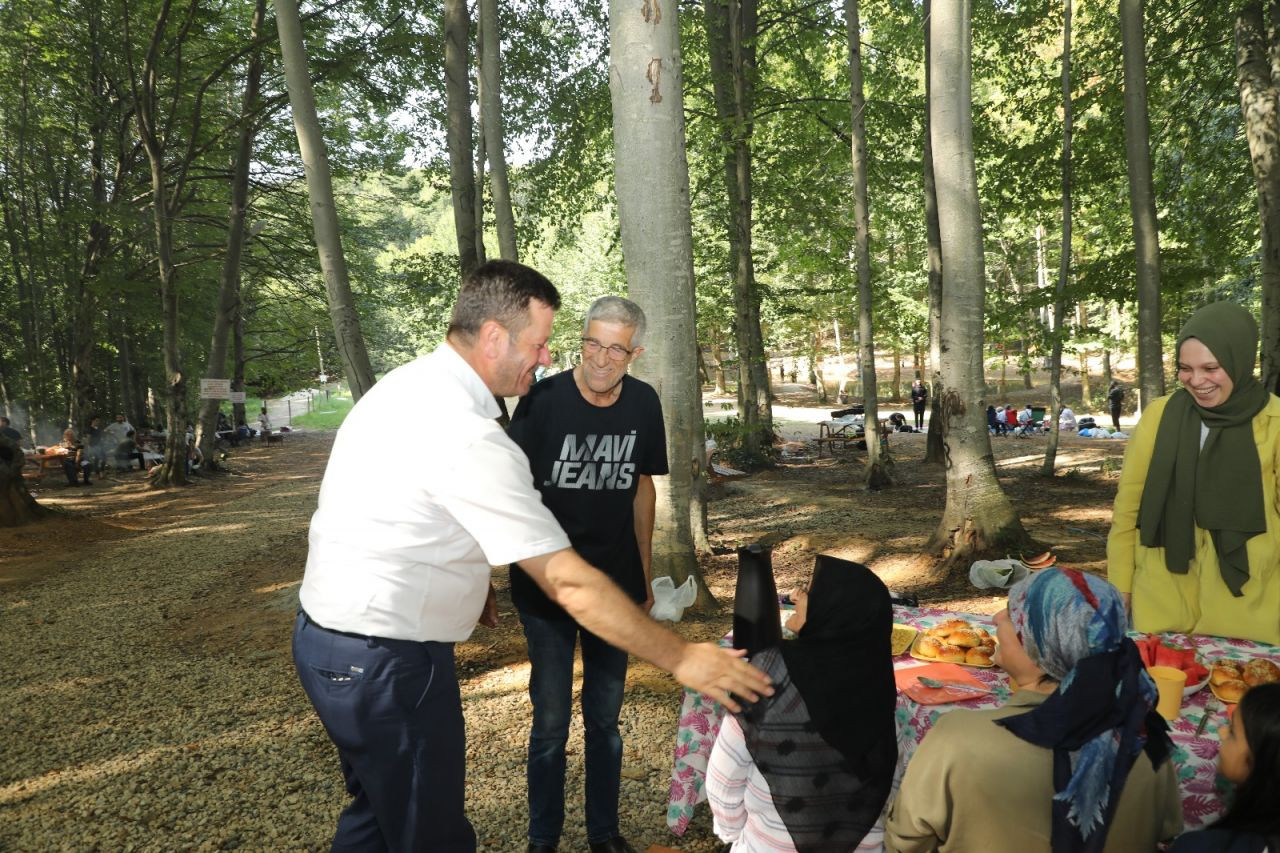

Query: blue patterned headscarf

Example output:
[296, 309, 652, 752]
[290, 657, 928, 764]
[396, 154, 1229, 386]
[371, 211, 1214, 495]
[996, 568, 1172, 853]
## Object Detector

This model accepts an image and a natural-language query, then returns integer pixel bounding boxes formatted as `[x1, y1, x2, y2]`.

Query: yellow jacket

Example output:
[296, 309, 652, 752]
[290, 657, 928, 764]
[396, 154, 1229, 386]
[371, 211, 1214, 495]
[1107, 392, 1280, 644]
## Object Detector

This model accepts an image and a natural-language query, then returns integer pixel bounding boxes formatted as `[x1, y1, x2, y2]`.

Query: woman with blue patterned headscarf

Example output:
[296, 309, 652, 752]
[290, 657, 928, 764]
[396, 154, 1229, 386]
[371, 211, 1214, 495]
[886, 569, 1181, 853]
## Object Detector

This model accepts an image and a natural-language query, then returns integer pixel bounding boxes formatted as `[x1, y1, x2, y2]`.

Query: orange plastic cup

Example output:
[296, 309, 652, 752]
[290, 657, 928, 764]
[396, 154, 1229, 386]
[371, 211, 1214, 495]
[1147, 665, 1188, 720]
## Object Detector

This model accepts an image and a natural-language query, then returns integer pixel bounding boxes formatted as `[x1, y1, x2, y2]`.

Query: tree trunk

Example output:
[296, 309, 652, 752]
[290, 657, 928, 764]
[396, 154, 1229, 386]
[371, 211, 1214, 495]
[1077, 301, 1091, 401]
[702, 0, 771, 455]
[1120, 0, 1165, 409]
[608, 0, 715, 607]
[927, 0, 1028, 565]
[923, 0, 945, 465]
[444, 0, 481, 277]
[70, 2, 110, 433]
[0, 434, 44, 526]
[472, 92, 488, 267]
[274, 0, 376, 399]
[1043, 0, 1072, 476]
[846, 0, 889, 489]
[711, 326, 728, 395]
[480, 0, 518, 261]
[893, 348, 902, 400]
[197, 0, 265, 469]
[1237, 3, 1280, 394]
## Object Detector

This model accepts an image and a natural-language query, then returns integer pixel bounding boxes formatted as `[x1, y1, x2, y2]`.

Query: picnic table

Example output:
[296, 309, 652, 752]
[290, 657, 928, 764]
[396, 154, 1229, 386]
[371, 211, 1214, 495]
[666, 605, 1277, 847]
[816, 417, 863, 457]
[24, 450, 69, 479]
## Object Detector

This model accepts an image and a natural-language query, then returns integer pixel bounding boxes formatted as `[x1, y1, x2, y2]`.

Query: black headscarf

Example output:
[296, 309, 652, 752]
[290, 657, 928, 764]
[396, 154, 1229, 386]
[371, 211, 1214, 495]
[734, 555, 897, 852]
[1137, 302, 1272, 596]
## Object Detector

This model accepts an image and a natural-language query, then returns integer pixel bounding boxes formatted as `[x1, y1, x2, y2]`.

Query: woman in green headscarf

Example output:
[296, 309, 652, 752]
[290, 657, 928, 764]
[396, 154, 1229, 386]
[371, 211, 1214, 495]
[1107, 301, 1280, 644]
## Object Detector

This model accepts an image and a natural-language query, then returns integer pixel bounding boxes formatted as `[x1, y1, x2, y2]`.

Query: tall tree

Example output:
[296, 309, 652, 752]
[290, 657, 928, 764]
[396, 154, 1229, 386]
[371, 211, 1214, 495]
[1119, 0, 1164, 409]
[701, 0, 772, 456]
[131, 0, 192, 485]
[1042, 0, 1072, 475]
[922, 0, 945, 466]
[274, 0, 376, 400]
[197, 0, 266, 467]
[845, 0, 889, 489]
[608, 0, 713, 606]
[444, 0, 481, 276]
[479, 0, 518, 261]
[927, 0, 1027, 566]
[1236, 2, 1280, 395]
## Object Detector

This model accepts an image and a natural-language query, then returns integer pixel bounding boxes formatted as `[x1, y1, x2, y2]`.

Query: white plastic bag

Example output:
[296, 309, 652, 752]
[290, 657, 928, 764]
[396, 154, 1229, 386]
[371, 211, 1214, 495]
[649, 575, 698, 621]
[969, 559, 1029, 590]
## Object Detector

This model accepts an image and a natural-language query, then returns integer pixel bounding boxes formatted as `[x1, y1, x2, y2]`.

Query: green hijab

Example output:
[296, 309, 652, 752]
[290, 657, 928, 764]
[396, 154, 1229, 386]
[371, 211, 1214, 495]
[1137, 302, 1272, 596]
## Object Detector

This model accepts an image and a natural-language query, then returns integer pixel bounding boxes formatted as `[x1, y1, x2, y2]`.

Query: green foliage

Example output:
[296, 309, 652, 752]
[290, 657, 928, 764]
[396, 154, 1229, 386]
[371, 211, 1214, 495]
[705, 415, 777, 470]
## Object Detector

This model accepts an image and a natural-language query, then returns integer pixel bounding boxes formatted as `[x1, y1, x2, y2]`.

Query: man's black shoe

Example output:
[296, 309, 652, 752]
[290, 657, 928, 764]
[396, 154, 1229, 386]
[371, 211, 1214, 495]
[526, 845, 556, 853]
[588, 838, 638, 853]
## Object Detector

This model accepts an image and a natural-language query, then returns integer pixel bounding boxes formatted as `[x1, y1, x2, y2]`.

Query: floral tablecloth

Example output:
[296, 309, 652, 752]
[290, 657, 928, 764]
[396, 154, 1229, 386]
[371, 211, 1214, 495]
[667, 605, 1280, 842]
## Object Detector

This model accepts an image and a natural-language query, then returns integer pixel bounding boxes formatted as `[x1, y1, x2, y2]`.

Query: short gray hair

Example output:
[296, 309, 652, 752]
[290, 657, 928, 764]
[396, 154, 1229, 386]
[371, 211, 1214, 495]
[583, 295, 647, 347]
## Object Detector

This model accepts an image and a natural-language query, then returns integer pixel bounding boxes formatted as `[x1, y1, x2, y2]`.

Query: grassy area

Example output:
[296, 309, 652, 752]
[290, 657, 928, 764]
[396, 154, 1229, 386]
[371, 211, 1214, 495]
[289, 391, 354, 430]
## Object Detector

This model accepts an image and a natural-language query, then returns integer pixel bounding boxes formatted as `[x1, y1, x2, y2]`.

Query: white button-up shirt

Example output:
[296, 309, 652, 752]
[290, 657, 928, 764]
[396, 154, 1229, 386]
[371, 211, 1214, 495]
[299, 343, 571, 642]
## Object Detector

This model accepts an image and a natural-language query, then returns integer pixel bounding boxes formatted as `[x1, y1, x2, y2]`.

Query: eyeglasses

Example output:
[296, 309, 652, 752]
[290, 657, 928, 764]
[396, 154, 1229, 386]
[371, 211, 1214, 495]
[581, 336, 633, 361]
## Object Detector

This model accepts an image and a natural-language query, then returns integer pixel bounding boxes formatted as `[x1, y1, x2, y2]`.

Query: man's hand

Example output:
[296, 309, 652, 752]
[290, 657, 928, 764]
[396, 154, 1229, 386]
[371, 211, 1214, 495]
[673, 644, 772, 713]
[478, 582, 499, 628]
[643, 589, 655, 617]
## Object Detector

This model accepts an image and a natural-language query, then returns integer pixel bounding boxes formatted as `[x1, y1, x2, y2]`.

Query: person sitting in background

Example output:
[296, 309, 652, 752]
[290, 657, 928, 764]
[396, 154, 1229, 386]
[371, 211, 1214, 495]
[1169, 683, 1280, 852]
[987, 405, 1005, 436]
[235, 420, 254, 443]
[114, 429, 147, 471]
[54, 428, 91, 486]
[886, 567, 1181, 853]
[0, 416, 22, 445]
[707, 557, 897, 852]
[1058, 406, 1077, 431]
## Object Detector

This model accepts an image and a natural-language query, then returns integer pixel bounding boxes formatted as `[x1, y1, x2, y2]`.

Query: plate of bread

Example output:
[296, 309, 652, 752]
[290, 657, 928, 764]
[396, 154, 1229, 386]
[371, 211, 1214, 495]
[1209, 658, 1280, 704]
[909, 619, 997, 667]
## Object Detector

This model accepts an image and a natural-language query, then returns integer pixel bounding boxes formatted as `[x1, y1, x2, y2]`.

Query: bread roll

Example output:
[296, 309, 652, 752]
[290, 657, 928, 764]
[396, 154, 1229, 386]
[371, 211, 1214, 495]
[918, 636, 943, 659]
[1243, 659, 1280, 687]
[924, 626, 952, 639]
[978, 640, 996, 654]
[936, 643, 966, 664]
[937, 619, 969, 633]
[1211, 662, 1243, 686]
[965, 647, 993, 666]
[1216, 678, 1248, 703]
[948, 628, 982, 649]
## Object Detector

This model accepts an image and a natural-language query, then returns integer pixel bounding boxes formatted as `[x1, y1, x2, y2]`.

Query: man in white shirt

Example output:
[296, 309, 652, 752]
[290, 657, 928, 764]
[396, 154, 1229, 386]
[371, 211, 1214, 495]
[102, 413, 132, 447]
[294, 260, 771, 853]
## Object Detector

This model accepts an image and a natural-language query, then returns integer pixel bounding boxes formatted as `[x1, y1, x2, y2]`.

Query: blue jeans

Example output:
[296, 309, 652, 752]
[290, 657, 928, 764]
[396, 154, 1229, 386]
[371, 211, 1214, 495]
[292, 611, 476, 853]
[518, 609, 629, 846]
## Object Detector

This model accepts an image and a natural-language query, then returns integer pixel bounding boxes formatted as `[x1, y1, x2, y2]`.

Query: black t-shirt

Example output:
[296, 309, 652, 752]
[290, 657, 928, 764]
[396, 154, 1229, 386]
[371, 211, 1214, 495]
[507, 370, 669, 619]
[0, 426, 20, 443]
[910, 384, 928, 406]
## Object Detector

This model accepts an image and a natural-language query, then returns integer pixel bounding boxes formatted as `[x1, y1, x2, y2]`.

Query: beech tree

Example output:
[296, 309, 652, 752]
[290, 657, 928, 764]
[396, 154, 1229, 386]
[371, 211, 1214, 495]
[927, 0, 1028, 566]
[608, 0, 713, 605]
[1119, 0, 1165, 409]
[274, 0, 376, 401]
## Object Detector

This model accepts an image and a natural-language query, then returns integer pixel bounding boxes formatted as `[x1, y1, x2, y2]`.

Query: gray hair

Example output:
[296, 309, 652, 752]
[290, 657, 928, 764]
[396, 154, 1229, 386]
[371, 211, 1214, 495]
[583, 295, 647, 347]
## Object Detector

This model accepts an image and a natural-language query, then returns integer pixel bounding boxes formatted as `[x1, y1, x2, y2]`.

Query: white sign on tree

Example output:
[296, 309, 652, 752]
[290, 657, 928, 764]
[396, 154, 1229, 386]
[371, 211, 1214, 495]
[200, 378, 232, 400]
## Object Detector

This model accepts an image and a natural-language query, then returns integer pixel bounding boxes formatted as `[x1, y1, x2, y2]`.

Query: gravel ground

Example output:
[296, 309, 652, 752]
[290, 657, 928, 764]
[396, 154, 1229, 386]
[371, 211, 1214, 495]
[0, 432, 732, 852]
[2, 417, 1123, 851]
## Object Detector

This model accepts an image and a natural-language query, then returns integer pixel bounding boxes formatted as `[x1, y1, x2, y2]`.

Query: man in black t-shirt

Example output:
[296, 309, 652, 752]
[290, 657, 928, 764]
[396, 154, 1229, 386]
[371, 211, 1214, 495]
[507, 295, 668, 853]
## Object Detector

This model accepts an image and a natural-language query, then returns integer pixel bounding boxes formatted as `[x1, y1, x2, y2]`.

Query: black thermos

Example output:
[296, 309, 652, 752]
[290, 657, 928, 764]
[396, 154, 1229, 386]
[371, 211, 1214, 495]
[733, 544, 782, 657]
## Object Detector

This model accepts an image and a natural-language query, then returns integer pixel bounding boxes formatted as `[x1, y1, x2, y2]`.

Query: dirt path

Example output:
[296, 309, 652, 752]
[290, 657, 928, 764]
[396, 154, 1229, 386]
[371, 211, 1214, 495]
[0, 419, 1128, 851]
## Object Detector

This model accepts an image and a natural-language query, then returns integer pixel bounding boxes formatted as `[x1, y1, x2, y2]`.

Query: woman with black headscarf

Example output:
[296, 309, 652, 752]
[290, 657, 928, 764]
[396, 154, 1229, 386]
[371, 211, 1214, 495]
[706, 556, 897, 852]
[886, 568, 1180, 853]
[1107, 301, 1280, 644]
